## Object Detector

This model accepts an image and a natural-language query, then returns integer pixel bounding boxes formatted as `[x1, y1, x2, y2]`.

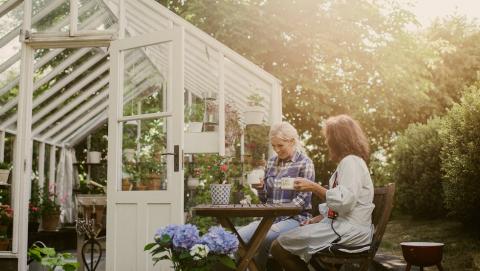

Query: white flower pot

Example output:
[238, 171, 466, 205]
[210, 184, 232, 205]
[187, 122, 203, 133]
[0, 169, 10, 184]
[123, 148, 136, 162]
[187, 177, 200, 189]
[87, 151, 102, 164]
[243, 106, 264, 125]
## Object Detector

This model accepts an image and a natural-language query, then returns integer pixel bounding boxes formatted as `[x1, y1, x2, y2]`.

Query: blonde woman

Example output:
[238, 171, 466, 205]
[271, 115, 375, 271]
[237, 121, 315, 271]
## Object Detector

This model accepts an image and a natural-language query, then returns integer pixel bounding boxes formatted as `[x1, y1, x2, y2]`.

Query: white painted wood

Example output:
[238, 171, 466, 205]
[70, 0, 78, 35]
[0, 131, 4, 162]
[107, 26, 184, 271]
[118, 0, 125, 39]
[38, 142, 45, 190]
[0, 0, 22, 17]
[184, 132, 219, 153]
[14, 14, 33, 271]
[218, 52, 225, 156]
[49, 146, 56, 188]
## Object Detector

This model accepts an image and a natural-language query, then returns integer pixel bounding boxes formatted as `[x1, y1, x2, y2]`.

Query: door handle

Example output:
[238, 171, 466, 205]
[160, 146, 180, 172]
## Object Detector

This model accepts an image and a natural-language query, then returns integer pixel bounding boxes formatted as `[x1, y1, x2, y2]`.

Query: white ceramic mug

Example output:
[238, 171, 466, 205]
[281, 177, 295, 190]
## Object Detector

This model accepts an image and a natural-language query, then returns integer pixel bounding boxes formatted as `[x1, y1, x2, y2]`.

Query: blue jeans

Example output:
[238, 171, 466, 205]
[237, 218, 300, 270]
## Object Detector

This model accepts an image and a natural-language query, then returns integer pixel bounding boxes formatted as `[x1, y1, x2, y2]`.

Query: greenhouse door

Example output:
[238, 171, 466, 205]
[106, 27, 184, 271]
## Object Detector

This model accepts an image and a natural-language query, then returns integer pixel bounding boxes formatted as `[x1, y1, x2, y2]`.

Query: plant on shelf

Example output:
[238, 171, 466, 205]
[144, 224, 237, 271]
[0, 162, 11, 185]
[40, 185, 61, 231]
[185, 102, 205, 132]
[0, 205, 13, 227]
[244, 124, 269, 167]
[29, 179, 41, 232]
[224, 103, 242, 156]
[244, 92, 265, 125]
[247, 93, 263, 107]
[28, 243, 79, 271]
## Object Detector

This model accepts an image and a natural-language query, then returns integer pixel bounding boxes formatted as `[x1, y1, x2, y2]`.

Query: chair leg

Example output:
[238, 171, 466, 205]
[359, 259, 370, 271]
[405, 263, 411, 271]
[436, 263, 444, 271]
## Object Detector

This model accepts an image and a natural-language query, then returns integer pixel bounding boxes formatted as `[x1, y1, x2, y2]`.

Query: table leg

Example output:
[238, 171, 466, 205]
[217, 217, 259, 271]
[217, 217, 275, 271]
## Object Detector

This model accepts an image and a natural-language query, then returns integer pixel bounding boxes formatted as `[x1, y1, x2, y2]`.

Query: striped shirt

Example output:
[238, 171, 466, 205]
[258, 150, 315, 223]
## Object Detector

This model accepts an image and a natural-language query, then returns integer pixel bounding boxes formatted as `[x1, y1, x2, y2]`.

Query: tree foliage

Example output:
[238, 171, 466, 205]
[440, 85, 480, 225]
[389, 118, 445, 218]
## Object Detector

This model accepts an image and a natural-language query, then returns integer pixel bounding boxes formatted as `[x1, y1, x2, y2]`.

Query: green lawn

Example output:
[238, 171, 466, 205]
[378, 215, 480, 270]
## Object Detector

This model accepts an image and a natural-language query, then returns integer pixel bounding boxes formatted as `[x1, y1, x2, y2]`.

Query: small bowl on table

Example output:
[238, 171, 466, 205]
[401, 242, 444, 269]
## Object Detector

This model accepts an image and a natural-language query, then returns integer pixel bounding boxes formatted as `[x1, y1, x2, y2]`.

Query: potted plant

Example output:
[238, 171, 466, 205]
[0, 162, 11, 185]
[185, 103, 205, 132]
[243, 93, 264, 125]
[29, 179, 41, 232]
[187, 167, 201, 190]
[40, 187, 61, 231]
[224, 103, 242, 156]
[87, 134, 105, 164]
[144, 224, 237, 271]
[123, 123, 137, 162]
[28, 242, 79, 271]
[210, 160, 232, 205]
[0, 205, 12, 251]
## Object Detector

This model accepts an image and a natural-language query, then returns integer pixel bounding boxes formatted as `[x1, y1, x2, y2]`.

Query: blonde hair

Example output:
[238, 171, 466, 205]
[269, 122, 305, 153]
[322, 114, 370, 163]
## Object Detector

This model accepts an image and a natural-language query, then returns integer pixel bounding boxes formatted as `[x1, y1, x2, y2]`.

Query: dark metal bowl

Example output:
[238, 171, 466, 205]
[401, 242, 444, 267]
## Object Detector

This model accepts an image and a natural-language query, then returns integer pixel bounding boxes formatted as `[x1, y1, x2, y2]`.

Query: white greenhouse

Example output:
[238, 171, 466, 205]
[0, 0, 282, 270]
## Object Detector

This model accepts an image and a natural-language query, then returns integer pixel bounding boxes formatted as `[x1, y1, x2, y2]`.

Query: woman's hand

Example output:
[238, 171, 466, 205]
[251, 178, 265, 190]
[293, 177, 316, 192]
[300, 215, 323, 226]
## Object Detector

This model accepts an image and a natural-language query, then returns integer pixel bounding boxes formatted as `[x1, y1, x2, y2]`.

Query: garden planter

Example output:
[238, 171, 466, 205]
[210, 184, 232, 205]
[87, 151, 102, 164]
[0, 239, 9, 251]
[187, 122, 203, 132]
[122, 178, 132, 191]
[187, 177, 200, 189]
[42, 213, 60, 231]
[243, 106, 264, 125]
[28, 221, 40, 232]
[0, 169, 10, 184]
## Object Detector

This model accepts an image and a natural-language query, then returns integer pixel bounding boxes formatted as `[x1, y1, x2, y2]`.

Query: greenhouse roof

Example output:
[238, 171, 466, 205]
[0, 0, 282, 147]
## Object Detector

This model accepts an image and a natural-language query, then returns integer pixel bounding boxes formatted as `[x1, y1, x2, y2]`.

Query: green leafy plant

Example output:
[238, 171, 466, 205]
[40, 186, 60, 216]
[0, 162, 10, 170]
[28, 243, 79, 271]
[0, 205, 13, 225]
[29, 179, 42, 222]
[247, 93, 263, 106]
[185, 103, 205, 122]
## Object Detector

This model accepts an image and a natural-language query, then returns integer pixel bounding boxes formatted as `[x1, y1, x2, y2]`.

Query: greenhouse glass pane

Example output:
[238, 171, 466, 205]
[77, 0, 117, 32]
[121, 118, 168, 191]
[32, 0, 70, 33]
[122, 42, 170, 116]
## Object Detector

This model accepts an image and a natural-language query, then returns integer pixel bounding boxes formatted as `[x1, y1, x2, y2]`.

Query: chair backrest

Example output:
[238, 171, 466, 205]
[370, 183, 396, 257]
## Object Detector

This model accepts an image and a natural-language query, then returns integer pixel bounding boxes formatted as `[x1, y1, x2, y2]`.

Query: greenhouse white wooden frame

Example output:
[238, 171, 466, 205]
[0, 0, 282, 270]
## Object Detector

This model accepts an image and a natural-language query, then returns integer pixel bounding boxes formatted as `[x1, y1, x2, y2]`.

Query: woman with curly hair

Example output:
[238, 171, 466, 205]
[271, 114, 374, 271]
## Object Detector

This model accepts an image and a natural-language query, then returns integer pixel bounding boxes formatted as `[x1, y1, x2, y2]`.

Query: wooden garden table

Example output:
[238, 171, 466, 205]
[192, 203, 302, 271]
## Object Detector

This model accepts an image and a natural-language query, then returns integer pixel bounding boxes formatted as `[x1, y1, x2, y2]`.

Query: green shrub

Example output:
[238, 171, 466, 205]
[440, 86, 480, 224]
[389, 117, 445, 218]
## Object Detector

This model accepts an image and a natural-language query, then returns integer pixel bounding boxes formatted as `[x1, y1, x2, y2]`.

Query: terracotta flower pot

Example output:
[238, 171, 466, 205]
[42, 213, 60, 231]
[401, 242, 444, 267]
[0, 239, 10, 251]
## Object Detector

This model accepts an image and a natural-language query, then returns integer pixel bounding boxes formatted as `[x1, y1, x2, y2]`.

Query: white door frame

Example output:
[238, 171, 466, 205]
[106, 26, 184, 271]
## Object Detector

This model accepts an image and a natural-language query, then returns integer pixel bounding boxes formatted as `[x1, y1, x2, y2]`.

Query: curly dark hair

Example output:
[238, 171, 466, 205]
[322, 114, 370, 164]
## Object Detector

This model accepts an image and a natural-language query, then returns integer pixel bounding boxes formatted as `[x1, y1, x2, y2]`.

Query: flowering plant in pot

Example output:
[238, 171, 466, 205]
[0, 162, 11, 184]
[0, 205, 12, 228]
[144, 224, 238, 271]
[40, 186, 61, 231]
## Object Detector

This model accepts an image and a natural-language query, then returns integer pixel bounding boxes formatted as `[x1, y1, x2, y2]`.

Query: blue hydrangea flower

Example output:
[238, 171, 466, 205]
[172, 224, 200, 250]
[201, 226, 239, 254]
[155, 224, 179, 241]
